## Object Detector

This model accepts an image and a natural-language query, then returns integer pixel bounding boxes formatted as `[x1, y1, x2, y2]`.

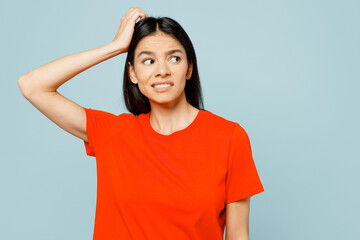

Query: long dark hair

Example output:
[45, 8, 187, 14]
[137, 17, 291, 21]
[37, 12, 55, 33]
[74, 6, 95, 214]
[123, 16, 205, 116]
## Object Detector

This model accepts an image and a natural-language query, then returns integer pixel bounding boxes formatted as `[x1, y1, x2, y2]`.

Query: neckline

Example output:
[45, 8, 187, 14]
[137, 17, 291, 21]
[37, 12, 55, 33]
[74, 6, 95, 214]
[142, 109, 204, 142]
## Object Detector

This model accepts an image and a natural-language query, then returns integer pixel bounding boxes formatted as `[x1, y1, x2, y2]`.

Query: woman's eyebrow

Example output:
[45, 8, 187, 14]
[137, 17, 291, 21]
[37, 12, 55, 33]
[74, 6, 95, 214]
[137, 49, 184, 58]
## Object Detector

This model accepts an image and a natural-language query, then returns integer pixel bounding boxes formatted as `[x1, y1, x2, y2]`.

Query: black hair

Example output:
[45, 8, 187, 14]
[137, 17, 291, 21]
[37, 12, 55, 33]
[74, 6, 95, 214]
[123, 16, 206, 116]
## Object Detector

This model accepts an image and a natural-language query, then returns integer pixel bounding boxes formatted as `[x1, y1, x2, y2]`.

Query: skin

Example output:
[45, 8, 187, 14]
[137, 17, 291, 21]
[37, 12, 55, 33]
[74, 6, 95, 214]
[128, 31, 199, 135]
[226, 197, 251, 240]
[17, 6, 250, 239]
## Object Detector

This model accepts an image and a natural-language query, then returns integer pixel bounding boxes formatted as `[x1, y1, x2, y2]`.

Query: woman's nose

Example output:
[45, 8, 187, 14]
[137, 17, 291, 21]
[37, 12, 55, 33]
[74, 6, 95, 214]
[155, 60, 170, 77]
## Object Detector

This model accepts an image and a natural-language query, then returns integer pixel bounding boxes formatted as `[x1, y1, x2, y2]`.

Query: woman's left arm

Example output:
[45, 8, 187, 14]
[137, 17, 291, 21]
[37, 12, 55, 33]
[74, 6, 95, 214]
[225, 197, 251, 240]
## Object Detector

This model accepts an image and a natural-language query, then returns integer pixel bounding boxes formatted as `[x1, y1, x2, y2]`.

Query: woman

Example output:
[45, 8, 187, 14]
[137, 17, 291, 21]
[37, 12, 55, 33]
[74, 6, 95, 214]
[18, 7, 264, 240]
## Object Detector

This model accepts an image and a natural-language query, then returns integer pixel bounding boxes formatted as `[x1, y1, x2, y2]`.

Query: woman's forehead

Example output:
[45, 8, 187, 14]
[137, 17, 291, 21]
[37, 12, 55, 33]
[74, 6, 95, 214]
[136, 34, 184, 54]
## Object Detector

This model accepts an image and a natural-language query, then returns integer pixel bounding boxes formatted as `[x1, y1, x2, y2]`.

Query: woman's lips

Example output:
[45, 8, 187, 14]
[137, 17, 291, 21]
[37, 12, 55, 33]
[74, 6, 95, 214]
[152, 83, 173, 92]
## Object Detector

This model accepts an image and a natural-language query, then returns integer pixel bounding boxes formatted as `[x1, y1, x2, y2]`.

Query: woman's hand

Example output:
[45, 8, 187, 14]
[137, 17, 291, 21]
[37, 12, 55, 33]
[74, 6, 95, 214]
[111, 7, 148, 53]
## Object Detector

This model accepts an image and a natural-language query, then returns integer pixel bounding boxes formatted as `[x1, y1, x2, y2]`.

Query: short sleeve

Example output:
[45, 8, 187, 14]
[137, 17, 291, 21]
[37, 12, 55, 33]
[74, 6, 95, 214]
[225, 123, 264, 204]
[83, 107, 131, 157]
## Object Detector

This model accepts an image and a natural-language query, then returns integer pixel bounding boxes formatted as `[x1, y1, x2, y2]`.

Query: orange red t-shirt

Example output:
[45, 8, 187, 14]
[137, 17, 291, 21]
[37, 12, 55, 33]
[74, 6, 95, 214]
[83, 107, 264, 239]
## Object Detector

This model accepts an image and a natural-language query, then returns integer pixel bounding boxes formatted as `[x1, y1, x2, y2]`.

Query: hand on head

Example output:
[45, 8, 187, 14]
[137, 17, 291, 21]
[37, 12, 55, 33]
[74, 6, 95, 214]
[111, 7, 149, 53]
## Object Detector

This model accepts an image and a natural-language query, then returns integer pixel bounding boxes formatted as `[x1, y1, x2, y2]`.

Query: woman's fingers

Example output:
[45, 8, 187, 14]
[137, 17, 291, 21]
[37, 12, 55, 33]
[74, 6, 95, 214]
[110, 7, 148, 53]
[127, 7, 148, 21]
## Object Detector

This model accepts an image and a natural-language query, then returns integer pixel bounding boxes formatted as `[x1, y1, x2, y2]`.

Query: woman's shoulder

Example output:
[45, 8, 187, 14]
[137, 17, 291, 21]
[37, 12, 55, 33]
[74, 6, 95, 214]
[84, 107, 138, 129]
[201, 109, 240, 132]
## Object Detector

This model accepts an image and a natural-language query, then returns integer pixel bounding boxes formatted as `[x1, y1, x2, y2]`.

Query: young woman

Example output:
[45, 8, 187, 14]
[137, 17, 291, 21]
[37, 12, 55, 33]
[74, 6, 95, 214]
[18, 7, 264, 240]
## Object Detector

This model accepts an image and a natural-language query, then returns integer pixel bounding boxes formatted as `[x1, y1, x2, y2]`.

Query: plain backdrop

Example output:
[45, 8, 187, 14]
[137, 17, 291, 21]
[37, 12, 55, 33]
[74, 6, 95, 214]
[1, 0, 359, 239]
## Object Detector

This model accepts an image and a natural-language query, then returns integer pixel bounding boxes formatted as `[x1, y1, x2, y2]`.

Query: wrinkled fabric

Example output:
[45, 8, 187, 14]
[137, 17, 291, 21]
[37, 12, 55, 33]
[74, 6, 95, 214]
[83, 107, 264, 240]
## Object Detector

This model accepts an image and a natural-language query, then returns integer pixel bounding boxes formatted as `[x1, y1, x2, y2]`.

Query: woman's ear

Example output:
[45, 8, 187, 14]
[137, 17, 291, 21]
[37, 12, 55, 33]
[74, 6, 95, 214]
[186, 61, 193, 80]
[127, 62, 138, 84]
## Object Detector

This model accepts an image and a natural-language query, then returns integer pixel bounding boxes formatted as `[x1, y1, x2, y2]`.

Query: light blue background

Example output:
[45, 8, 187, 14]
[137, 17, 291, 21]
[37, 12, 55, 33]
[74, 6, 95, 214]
[1, 0, 359, 239]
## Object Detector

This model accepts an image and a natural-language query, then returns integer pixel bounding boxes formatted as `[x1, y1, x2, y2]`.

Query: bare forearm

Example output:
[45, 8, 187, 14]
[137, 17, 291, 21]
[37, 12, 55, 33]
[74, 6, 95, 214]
[225, 236, 249, 240]
[18, 42, 123, 94]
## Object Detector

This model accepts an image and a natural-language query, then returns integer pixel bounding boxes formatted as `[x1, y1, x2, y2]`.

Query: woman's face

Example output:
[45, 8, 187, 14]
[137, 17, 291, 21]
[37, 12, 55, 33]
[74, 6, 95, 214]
[128, 31, 193, 106]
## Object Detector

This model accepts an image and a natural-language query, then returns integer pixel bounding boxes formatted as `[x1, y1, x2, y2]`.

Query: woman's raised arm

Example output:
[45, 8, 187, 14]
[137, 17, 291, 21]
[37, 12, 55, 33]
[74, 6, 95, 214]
[17, 7, 148, 143]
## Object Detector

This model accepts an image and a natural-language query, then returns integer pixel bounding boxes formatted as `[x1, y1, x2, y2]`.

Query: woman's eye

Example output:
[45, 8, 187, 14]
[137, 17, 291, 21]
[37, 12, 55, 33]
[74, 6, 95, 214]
[143, 56, 180, 65]
[170, 56, 181, 63]
[143, 59, 153, 65]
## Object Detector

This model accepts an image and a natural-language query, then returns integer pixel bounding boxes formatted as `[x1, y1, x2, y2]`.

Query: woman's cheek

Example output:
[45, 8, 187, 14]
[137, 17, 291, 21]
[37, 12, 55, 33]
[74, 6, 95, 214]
[136, 67, 152, 81]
